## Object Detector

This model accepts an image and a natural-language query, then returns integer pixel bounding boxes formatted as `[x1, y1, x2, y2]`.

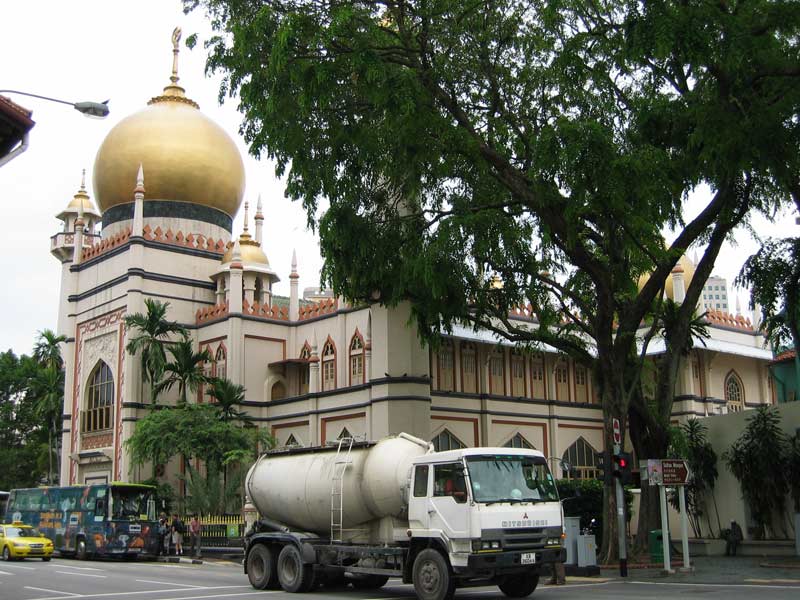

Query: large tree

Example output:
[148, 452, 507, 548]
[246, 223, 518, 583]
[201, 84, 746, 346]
[154, 340, 212, 406]
[186, 0, 800, 559]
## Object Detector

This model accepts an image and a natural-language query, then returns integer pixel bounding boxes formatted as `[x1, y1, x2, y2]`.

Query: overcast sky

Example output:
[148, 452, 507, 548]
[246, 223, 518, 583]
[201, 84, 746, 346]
[1, 1, 797, 356]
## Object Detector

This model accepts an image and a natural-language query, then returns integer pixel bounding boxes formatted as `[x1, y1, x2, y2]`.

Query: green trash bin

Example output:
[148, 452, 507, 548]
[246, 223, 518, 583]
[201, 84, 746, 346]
[648, 529, 664, 563]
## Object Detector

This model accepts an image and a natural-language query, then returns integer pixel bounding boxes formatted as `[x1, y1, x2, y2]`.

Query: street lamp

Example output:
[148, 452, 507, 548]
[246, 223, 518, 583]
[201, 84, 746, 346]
[0, 89, 109, 168]
[0, 90, 109, 118]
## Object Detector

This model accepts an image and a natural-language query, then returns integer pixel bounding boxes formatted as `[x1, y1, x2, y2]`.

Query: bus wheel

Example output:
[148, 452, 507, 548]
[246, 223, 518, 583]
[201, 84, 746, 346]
[42, 557, 52, 562]
[76, 539, 88, 561]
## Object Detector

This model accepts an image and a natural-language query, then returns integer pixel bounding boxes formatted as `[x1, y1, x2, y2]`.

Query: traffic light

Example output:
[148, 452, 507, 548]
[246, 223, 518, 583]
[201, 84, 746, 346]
[612, 451, 633, 485]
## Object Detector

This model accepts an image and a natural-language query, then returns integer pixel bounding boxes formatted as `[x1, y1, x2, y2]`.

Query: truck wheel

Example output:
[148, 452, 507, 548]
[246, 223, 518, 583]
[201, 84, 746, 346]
[413, 549, 455, 600]
[351, 574, 389, 589]
[277, 544, 314, 593]
[247, 544, 279, 590]
[499, 573, 539, 598]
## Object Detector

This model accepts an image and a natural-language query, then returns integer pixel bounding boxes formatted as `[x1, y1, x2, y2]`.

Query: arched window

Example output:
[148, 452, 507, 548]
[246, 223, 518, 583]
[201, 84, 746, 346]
[271, 381, 286, 401]
[254, 278, 263, 305]
[504, 433, 535, 449]
[215, 345, 227, 381]
[562, 437, 600, 480]
[299, 342, 311, 395]
[322, 338, 336, 391]
[349, 332, 365, 386]
[438, 341, 454, 392]
[432, 429, 466, 452]
[461, 343, 478, 394]
[82, 361, 114, 433]
[725, 371, 744, 413]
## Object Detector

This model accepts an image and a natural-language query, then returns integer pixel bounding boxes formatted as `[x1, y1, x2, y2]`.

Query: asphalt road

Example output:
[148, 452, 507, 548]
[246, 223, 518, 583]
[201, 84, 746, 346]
[0, 557, 799, 600]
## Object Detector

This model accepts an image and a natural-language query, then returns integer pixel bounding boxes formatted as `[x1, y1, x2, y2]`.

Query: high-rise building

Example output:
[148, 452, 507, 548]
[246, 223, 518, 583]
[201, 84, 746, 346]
[701, 275, 729, 312]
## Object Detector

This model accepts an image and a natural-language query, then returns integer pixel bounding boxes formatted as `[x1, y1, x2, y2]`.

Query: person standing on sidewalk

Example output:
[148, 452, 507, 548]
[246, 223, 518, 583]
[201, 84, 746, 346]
[158, 513, 169, 556]
[171, 513, 185, 556]
[189, 515, 202, 558]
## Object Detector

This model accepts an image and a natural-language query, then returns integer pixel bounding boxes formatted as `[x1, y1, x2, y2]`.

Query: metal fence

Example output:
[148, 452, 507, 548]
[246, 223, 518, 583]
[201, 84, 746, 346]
[181, 514, 245, 550]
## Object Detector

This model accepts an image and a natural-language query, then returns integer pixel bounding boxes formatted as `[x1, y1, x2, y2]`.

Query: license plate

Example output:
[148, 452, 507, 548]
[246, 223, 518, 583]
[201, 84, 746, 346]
[520, 552, 536, 565]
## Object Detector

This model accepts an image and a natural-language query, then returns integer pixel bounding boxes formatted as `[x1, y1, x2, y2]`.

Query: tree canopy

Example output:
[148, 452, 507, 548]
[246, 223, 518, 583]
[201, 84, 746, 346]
[185, 0, 800, 559]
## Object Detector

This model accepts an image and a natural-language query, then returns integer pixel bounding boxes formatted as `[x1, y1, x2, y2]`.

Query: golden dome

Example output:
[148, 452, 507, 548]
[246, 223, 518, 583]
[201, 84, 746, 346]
[638, 254, 696, 300]
[57, 171, 101, 219]
[92, 31, 245, 219]
[221, 232, 270, 266]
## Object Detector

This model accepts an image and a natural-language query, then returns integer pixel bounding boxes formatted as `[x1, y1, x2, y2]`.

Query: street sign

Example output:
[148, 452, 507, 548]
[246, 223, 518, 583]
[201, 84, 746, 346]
[661, 459, 690, 486]
[612, 418, 621, 445]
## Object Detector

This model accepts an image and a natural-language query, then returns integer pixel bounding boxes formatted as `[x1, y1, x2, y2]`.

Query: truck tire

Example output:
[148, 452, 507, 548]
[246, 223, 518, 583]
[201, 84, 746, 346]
[247, 544, 279, 590]
[413, 549, 455, 600]
[351, 574, 389, 589]
[499, 573, 539, 598]
[277, 544, 314, 593]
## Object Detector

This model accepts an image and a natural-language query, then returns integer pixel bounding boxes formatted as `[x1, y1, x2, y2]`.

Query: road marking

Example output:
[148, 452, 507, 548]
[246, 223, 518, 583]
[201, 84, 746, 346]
[465, 581, 613, 594]
[0, 569, 14, 575]
[0, 562, 35, 569]
[135, 579, 204, 588]
[55, 570, 107, 578]
[29, 585, 255, 600]
[56, 564, 104, 571]
[25, 586, 81, 596]
[629, 581, 800, 590]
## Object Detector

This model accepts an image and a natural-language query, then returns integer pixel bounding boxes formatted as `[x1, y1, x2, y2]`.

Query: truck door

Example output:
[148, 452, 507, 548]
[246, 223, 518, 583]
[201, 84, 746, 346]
[428, 463, 470, 538]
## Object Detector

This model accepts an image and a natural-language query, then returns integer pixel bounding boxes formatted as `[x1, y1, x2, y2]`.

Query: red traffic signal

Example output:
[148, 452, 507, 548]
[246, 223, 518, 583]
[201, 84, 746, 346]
[612, 451, 633, 483]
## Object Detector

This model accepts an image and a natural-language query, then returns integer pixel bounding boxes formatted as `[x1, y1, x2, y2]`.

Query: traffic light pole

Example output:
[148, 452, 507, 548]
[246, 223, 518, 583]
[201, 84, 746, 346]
[615, 466, 627, 577]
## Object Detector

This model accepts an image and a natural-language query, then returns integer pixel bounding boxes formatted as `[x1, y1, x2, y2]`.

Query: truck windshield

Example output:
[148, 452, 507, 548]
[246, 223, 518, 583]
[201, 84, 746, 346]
[466, 455, 559, 504]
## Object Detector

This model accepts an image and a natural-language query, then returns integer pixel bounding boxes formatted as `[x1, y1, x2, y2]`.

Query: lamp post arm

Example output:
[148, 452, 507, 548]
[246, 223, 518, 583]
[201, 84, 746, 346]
[0, 90, 74, 107]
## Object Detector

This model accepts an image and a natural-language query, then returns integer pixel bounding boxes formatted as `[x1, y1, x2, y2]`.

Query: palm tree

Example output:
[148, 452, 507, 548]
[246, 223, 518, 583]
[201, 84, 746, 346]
[33, 329, 66, 370]
[124, 299, 187, 404]
[206, 378, 250, 422]
[32, 364, 64, 484]
[154, 340, 212, 406]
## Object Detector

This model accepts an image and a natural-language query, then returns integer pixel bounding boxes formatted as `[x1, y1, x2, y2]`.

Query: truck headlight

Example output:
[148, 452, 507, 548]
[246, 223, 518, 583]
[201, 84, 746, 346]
[546, 538, 561, 545]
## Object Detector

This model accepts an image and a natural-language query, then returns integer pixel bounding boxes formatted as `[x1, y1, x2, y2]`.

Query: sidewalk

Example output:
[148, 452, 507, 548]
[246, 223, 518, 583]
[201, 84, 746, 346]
[600, 556, 800, 585]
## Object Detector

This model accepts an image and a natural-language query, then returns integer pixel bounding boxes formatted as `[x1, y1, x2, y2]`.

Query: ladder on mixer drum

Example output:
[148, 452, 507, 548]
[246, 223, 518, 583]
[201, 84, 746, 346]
[330, 436, 354, 542]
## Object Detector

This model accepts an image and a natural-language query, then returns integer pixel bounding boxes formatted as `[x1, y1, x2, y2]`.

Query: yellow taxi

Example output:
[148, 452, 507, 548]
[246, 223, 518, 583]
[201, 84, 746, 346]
[0, 523, 54, 561]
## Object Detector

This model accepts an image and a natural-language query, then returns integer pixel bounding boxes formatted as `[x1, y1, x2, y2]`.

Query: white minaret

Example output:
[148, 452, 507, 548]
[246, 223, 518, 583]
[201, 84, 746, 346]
[229, 239, 244, 313]
[73, 200, 85, 266]
[289, 249, 299, 321]
[133, 164, 145, 235]
[671, 264, 686, 304]
[254, 194, 264, 245]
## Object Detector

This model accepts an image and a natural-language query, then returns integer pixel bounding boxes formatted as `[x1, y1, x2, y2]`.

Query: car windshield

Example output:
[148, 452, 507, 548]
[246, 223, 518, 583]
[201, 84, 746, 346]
[111, 488, 154, 520]
[466, 455, 559, 504]
[5, 526, 40, 538]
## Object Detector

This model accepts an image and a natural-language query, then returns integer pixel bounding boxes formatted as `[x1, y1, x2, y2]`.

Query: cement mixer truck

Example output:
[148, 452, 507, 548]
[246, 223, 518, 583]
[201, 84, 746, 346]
[243, 433, 565, 600]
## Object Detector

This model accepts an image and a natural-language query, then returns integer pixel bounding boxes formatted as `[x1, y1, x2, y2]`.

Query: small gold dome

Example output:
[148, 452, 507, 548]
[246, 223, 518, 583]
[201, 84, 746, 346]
[221, 232, 270, 266]
[57, 171, 101, 219]
[638, 254, 696, 300]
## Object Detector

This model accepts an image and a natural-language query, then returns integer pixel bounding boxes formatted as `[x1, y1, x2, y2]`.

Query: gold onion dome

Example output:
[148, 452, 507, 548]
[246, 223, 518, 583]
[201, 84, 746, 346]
[218, 202, 280, 281]
[92, 28, 245, 218]
[638, 253, 696, 300]
[57, 170, 101, 219]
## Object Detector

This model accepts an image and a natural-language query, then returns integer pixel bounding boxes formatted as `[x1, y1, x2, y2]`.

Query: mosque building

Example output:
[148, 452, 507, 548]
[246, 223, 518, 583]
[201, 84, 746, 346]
[53, 34, 776, 489]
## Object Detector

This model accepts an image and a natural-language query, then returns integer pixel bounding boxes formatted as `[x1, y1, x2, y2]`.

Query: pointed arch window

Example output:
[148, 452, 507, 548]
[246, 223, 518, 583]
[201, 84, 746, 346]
[215, 345, 227, 381]
[432, 429, 466, 452]
[504, 433, 535, 449]
[437, 340, 455, 392]
[82, 361, 114, 433]
[299, 343, 311, 395]
[349, 332, 365, 386]
[562, 437, 600, 480]
[322, 339, 336, 391]
[725, 371, 744, 413]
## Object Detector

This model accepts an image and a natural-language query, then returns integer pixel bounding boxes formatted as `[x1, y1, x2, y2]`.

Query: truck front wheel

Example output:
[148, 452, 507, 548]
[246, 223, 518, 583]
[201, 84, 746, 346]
[413, 549, 455, 600]
[498, 573, 539, 598]
[247, 544, 279, 590]
[277, 544, 315, 593]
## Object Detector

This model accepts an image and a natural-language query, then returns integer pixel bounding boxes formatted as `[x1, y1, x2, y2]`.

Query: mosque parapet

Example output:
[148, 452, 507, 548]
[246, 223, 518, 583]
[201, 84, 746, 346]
[704, 309, 754, 331]
[298, 297, 338, 320]
[242, 299, 289, 320]
[143, 225, 226, 254]
[81, 227, 132, 261]
[196, 301, 229, 324]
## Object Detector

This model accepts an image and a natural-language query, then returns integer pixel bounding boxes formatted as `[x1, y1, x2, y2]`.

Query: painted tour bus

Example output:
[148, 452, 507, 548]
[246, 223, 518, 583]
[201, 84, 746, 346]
[4, 483, 159, 559]
[0, 492, 9, 520]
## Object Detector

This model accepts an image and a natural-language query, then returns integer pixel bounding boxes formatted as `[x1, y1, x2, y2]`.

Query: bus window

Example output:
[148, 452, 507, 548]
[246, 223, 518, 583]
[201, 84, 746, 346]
[111, 487, 154, 520]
